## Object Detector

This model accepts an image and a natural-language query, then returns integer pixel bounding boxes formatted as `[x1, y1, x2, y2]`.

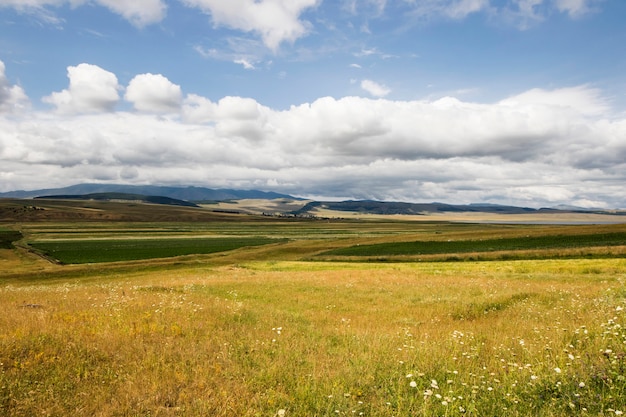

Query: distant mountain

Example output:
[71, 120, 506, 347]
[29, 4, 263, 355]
[295, 200, 552, 216]
[0, 184, 298, 201]
[35, 193, 200, 207]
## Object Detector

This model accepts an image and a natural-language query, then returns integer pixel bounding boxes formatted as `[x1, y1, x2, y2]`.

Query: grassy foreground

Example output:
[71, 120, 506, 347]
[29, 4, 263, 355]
[2, 258, 626, 416]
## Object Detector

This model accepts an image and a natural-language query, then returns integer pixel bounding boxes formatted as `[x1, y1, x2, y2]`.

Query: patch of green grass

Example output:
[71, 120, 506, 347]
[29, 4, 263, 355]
[320, 232, 626, 257]
[0, 230, 22, 249]
[29, 237, 285, 264]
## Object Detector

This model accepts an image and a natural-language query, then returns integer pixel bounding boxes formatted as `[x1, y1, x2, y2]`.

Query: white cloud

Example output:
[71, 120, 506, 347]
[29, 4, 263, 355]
[443, 0, 490, 19]
[125, 73, 182, 113]
[0, 0, 166, 27]
[179, 0, 320, 51]
[360, 79, 390, 97]
[554, 0, 601, 18]
[406, 0, 490, 21]
[42, 63, 120, 114]
[0, 60, 30, 113]
[499, 86, 609, 116]
[234, 58, 256, 70]
[93, 0, 167, 27]
[402, 0, 600, 27]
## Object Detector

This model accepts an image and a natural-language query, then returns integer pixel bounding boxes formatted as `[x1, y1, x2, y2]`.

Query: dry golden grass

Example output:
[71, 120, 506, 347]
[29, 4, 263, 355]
[2, 259, 626, 416]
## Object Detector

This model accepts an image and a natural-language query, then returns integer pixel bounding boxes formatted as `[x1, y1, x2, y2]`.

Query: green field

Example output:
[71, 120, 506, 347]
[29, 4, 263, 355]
[28, 237, 285, 264]
[0, 229, 22, 249]
[2, 200, 626, 416]
[321, 231, 626, 258]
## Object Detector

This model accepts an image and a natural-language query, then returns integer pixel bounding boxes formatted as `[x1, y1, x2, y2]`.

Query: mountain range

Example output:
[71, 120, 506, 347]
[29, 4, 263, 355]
[1, 184, 623, 216]
[0, 184, 296, 201]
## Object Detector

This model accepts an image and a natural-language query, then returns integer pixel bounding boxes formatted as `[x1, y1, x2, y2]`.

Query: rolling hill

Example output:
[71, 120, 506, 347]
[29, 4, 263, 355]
[0, 184, 297, 201]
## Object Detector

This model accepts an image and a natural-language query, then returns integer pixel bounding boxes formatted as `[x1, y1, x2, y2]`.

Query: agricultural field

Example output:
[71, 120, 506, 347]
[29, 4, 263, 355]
[2, 199, 626, 416]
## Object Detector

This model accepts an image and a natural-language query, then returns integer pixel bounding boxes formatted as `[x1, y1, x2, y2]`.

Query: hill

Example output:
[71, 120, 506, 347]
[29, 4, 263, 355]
[0, 184, 297, 201]
[295, 200, 544, 216]
[35, 193, 200, 207]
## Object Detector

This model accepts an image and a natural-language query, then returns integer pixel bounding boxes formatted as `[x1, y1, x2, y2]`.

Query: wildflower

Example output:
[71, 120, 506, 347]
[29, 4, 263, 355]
[275, 410, 286, 417]
[406, 373, 413, 378]
[554, 367, 562, 373]
[441, 400, 449, 406]
[424, 389, 433, 397]
[431, 379, 439, 389]
[615, 411, 624, 416]
[409, 381, 417, 388]
[579, 382, 585, 388]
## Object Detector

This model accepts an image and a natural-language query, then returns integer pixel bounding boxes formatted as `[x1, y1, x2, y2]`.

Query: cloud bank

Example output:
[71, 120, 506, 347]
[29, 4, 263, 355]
[1, 60, 625, 208]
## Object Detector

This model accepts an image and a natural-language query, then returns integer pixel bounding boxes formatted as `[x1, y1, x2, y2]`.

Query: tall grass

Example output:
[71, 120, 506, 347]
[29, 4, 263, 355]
[2, 259, 626, 416]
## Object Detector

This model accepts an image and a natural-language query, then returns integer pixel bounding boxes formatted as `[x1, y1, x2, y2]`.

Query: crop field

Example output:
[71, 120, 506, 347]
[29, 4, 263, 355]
[2, 200, 626, 416]
[28, 237, 285, 264]
[320, 231, 626, 259]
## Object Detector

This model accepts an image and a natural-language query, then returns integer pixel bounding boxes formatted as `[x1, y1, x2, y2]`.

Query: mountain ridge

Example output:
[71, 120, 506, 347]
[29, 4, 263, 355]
[0, 184, 298, 201]
[1, 184, 625, 216]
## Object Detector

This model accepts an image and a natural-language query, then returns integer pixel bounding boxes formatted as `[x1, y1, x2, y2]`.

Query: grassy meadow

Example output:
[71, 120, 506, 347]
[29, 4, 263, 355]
[2, 201, 626, 416]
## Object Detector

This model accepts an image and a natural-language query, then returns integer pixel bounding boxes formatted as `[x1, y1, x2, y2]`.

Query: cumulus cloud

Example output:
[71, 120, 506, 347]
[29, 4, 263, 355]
[125, 73, 182, 113]
[0, 60, 29, 113]
[0, 0, 166, 27]
[360, 79, 390, 97]
[179, 0, 319, 51]
[42, 63, 120, 114]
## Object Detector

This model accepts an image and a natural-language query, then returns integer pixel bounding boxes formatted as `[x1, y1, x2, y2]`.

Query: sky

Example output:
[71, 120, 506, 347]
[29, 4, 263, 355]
[1, 0, 626, 208]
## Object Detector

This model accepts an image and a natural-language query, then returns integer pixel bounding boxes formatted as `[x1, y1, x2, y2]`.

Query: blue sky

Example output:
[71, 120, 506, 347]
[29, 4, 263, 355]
[1, 0, 626, 208]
